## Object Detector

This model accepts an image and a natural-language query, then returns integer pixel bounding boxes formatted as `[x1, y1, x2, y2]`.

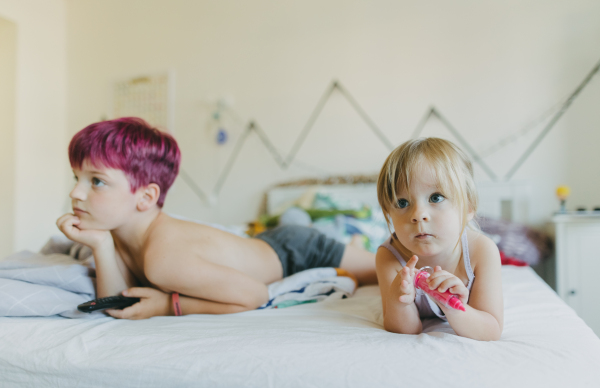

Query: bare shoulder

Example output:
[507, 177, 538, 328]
[376, 246, 402, 270]
[144, 215, 209, 255]
[466, 228, 501, 273]
[143, 214, 241, 258]
[376, 245, 403, 283]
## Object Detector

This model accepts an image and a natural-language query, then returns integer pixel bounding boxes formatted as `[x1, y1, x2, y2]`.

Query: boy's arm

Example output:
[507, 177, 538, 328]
[376, 248, 422, 334]
[57, 213, 137, 297]
[144, 252, 269, 310]
[93, 243, 138, 297]
[106, 287, 254, 319]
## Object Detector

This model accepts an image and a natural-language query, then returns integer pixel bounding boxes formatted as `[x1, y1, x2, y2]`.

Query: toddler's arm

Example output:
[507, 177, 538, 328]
[431, 235, 504, 341]
[376, 249, 422, 334]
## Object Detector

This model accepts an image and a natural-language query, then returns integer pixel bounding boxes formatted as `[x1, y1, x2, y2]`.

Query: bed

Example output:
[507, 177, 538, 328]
[1, 179, 600, 387]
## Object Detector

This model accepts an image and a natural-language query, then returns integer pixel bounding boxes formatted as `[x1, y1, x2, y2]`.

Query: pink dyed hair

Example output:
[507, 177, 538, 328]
[69, 117, 181, 207]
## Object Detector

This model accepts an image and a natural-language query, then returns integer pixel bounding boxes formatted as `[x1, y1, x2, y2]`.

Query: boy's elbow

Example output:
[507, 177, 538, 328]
[242, 286, 269, 310]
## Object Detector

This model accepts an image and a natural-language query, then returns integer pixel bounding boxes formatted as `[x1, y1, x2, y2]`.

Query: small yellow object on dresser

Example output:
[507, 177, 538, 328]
[556, 185, 571, 213]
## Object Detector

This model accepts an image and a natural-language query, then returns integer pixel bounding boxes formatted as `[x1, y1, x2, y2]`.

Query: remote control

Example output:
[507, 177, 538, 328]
[77, 295, 141, 313]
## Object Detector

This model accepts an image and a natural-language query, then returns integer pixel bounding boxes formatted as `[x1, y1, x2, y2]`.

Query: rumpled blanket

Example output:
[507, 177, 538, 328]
[260, 267, 357, 309]
[0, 250, 97, 318]
[0, 236, 357, 318]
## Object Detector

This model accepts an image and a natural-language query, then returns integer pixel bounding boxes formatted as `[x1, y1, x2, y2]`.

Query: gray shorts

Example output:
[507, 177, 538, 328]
[254, 225, 346, 277]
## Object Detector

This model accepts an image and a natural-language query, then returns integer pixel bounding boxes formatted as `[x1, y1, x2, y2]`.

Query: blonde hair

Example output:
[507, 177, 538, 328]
[377, 137, 478, 240]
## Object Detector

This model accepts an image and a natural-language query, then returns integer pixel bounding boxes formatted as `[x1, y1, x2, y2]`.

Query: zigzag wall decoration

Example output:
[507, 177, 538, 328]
[179, 58, 600, 204]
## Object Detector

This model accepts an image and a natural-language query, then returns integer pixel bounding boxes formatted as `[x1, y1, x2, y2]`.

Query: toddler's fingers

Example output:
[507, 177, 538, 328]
[406, 255, 419, 271]
[428, 274, 452, 290]
[437, 278, 461, 293]
[399, 294, 413, 304]
[400, 279, 412, 293]
[449, 285, 468, 297]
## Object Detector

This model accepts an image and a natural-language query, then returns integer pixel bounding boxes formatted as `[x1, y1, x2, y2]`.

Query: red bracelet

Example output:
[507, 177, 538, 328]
[172, 292, 182, 316]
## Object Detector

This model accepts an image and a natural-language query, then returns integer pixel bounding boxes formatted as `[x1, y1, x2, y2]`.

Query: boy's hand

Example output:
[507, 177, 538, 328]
[427, 266, 469, 305]
[106, 288, 171, 320]
[56, 213, 112, 251]
[391, 255, 419, 305]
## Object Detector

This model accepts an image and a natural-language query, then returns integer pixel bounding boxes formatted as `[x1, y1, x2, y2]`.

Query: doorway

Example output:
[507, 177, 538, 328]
[0, 16, 16, 258]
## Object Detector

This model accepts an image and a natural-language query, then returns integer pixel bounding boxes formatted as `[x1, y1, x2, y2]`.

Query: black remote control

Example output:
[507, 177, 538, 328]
[77, 295, 141, 313]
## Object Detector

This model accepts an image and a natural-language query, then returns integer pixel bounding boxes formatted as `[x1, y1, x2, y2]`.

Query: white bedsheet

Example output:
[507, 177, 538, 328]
[1, 266, 599, 387]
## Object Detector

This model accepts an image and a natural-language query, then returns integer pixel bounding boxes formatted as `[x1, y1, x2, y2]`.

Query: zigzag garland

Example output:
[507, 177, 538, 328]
[180, 58, 600, 203]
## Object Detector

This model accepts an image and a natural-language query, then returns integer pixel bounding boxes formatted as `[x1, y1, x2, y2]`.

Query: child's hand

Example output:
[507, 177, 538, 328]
[56, 213, 112, 251]
[427, 266, 469, 306]
[106, 288, 171, 320]
[391, 255, 419, 305]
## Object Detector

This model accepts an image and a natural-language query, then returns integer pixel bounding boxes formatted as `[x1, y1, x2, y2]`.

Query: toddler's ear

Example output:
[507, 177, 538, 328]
[467, 207, 475, 222]
[137, 184, 161, 212]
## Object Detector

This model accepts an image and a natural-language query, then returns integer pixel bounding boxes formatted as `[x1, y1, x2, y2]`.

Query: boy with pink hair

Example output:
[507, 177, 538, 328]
[57, 117, 376, 319]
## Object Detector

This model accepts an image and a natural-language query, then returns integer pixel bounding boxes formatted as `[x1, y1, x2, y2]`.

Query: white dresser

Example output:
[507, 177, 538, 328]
[553, 213, 600, 337]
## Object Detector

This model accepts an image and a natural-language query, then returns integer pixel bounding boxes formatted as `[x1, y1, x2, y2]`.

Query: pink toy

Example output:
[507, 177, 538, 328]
[414, 266, 466, 312]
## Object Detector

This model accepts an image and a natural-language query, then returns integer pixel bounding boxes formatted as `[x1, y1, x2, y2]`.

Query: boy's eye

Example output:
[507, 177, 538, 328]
[73, 175, 78, 182]
[430, 193, 445, 203]
[396, 199, 409, 209]
[92, 178, 105, 187]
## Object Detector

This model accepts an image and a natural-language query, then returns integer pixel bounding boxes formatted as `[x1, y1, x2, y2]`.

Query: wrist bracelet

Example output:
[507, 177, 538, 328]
[172, 292, 182, 316]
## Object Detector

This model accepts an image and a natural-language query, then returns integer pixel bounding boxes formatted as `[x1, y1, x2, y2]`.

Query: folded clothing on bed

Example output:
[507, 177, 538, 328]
[260, 267, 358, 309]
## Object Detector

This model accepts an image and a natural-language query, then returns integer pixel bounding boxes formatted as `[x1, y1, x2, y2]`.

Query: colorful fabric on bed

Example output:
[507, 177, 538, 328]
[260, 267, 357, 309]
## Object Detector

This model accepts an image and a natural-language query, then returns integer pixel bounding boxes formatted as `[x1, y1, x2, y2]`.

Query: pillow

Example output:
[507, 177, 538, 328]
[478, 217, 553, 266]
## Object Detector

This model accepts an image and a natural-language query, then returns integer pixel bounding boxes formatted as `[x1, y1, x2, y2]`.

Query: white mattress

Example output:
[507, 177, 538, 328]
[1, 266, 599, 387]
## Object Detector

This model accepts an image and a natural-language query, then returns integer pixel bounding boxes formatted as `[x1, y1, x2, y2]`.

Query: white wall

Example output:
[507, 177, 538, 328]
[0, 0, 67, 252]
[66, 0, 600, 227]
[0, 16, 16, 258]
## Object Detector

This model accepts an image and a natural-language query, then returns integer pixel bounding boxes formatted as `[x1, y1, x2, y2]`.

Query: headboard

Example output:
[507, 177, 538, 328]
[265, 176, 531, 224]
[476, 181, 531, 223]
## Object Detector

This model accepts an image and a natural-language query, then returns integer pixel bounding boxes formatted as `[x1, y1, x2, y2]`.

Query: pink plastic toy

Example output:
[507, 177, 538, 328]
[414, 266, 466, 312]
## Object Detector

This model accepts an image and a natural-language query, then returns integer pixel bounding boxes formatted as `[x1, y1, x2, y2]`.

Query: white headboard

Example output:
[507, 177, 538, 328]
[267, 183, 378, 215]
[476, 181, 531, 223]
[265, 180, 531, 223]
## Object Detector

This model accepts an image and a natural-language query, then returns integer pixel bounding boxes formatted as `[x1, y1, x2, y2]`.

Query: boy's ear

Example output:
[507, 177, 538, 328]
[137, 183, 161, 212]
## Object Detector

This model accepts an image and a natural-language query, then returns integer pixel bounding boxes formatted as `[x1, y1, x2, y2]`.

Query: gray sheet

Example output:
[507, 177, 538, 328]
[0, 237, 98, 318]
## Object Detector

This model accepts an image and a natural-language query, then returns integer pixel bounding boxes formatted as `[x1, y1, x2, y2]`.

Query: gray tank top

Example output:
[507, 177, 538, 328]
[379, 232, 475, 321]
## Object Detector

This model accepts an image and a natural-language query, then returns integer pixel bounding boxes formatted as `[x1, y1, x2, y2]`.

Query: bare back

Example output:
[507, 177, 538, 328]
[118, 213, 283, 288]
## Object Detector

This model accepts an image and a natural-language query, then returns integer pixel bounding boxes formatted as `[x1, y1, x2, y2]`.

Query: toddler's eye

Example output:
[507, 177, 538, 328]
[430, 193, 445, 203]
[396, 199, 409, 209]
[92, 178, 105, 187]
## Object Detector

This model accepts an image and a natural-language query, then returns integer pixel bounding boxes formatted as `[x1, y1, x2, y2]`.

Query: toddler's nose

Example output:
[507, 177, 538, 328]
[411, 204, 430, 222]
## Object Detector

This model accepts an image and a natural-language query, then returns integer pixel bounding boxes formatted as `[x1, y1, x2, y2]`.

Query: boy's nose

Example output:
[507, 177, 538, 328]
[69, 184, 86, 201]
